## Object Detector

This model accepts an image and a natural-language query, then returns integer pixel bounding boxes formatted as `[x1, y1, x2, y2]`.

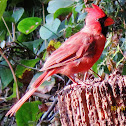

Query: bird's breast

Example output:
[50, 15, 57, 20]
[58, 34, 106, 75]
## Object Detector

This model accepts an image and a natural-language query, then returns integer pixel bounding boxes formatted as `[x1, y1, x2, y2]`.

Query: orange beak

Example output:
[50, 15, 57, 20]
[104, 17, 114, 26]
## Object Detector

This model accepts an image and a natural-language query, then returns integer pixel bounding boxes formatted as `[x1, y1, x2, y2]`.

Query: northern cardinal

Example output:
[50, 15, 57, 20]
[6, 4, 114, 116]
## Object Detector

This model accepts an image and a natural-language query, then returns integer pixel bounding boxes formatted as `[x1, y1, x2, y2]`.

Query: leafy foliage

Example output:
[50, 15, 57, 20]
[0, 0, 7, 19]
[18, 17, 42, 34]
[16, 101, 42, 126]
[0, 0, 126, 125]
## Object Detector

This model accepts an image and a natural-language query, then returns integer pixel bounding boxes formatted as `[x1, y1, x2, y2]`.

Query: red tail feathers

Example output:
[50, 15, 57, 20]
[6, 70, 55, 116]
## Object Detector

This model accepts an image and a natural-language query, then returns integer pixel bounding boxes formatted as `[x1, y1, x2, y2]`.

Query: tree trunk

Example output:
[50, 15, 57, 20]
[58, 71, 126, 126]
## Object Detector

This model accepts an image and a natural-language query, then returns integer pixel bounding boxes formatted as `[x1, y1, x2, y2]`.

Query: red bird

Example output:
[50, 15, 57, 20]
[6, 4, 114, 116]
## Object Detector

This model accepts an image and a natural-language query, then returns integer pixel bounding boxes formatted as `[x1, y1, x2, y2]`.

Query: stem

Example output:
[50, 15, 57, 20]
[116, 0, 124, 11]
[1, 16, 13, 41]
[95, 0, 101, 5]
[42, 3, 48, 49]
[119, 46, 126, 60]
[12, 22, 16, 41]
[37, 98, 58, 125]
[0, 48, 19, 100]
[42, 3, 45, 25]
[89, 69, 102, 80]
[14, 60, 40, 71]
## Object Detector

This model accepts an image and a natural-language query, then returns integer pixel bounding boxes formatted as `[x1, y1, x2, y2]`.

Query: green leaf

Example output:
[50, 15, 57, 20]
[0, 62, 13, 89]
[112, 44, 120, 58]
[105, 32, 112, 49]
[77, 13, 87, 22]
[0, 25, 6, 41]
[22, 39, 43, 54]
[39, 18, 61, 40]
[0, 0, 7, 19]
[72, 7, 78, 23]
[47, 0, 74, 13]
[16, 101, 42, 126]
[54, 6, 73, 19]
[3, 11, 15, 22]
[65, 27, 72, 38]
[75, 3, 85, 13]
[46, 14, 54, 24]
[37, 41, 47, 55]
[92, 58, 102, 75]
[12, 7, 24, 23]
[17, 17, 42, 34]
[104, 65, 110, 74]
[17, 33, 30, 42]
[6, 81, 23, 100]
[6, 82, 16, 100]
[116, 57, 124, 68]
[16, 58, 40, 78]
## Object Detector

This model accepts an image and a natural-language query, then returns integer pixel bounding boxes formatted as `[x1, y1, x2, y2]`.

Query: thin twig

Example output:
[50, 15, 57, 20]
[2, 16, 13, 41]
[12, 23, 16, 41]
[89, 69, 102, 80]
[66, 79, 71, 85]
[42, 3, 48, 49]
[118, 46, 126, 60]
[12, 8, 16, 42]
[13, 60, 40, 71]
[48, 111, 59, 121]
[37, 98, 58, 126]
[116, 0, 124, 11]
[42, 3, 45, 25]
[0, 48, 19, 100]
[53, 74, 64, 82]
[95, 0, 101, 5]
[4, 50, 40, 71]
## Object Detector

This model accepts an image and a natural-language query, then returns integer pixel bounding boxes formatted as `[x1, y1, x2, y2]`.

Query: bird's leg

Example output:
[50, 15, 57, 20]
[83, 72, 88, 81]
[89, 69, 102, 80]
[75, 76, 90, 85]
[68, 75, 90, 85]
[67, 75, 79, 85]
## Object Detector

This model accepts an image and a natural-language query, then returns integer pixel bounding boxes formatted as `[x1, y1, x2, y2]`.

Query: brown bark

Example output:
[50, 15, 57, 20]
[58, 71, 126, 126]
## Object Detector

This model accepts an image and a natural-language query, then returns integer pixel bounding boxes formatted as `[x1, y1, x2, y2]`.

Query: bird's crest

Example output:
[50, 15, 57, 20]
[86, 4, 106, 19]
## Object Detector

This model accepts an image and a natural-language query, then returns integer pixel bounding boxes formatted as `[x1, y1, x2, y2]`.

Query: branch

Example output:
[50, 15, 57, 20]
[2, 16, 13, 41]
[0, 48, 19, 100]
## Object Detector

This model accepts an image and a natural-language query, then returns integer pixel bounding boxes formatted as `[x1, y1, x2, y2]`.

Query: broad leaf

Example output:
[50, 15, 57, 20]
[54, 6, 73, 19]
[46, 14, 54, 24]
[16, 58, 40, 78]
[12, 7, 24, 23]
[6, 82, 17, 100]
[0, 0, 7, 19]
[16, 101, 42, 126]
[17, 17, 42, 34]
[65, 27, 72, 38]
[22, 39, 43, 53]
[92, 58, 102, 75]
[47, 0, 74, 13]
[0, 62, 13, 89]
[39, 18, 61, 40]
[6, 80, 23, 100]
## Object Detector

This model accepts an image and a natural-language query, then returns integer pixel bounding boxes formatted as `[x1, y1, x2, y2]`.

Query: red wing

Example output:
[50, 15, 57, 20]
[40, 32, 95, 71]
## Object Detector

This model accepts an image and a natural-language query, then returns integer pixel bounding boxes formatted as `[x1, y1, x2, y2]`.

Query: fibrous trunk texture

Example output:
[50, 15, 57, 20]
[58, 71, 126, 126]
